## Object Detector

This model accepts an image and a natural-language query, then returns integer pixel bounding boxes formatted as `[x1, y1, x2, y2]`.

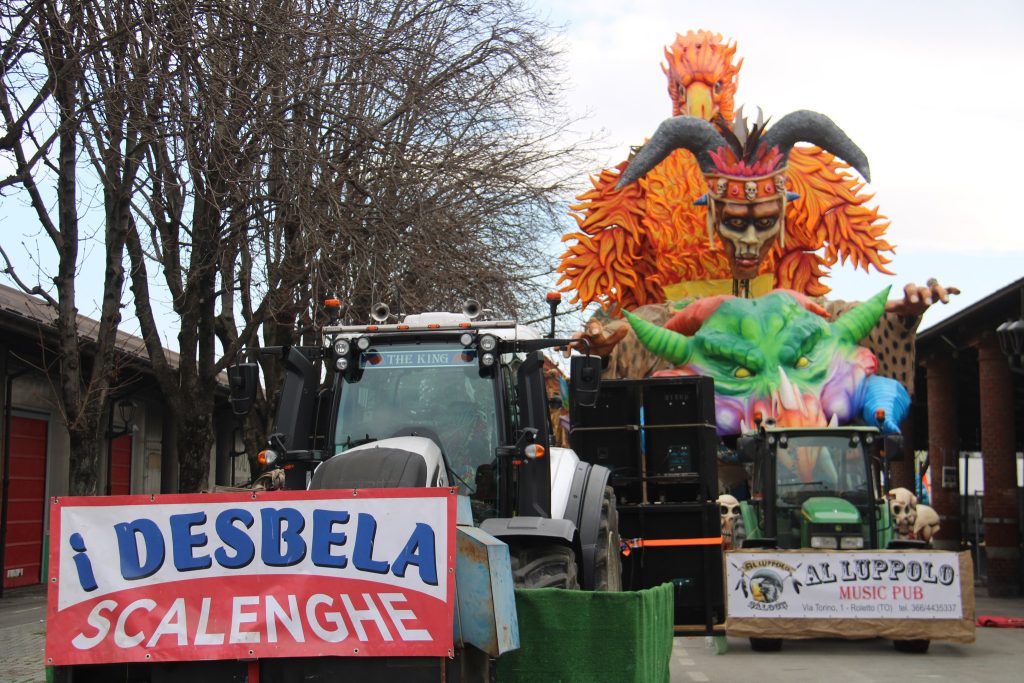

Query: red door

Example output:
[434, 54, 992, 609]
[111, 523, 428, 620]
[108, 435, 132, 495]
[2, 416, 47, 589]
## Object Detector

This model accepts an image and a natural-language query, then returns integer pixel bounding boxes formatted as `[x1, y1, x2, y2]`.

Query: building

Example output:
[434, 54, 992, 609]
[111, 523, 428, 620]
[914, 276, 1024, 597]
[0, 284, 245, 595]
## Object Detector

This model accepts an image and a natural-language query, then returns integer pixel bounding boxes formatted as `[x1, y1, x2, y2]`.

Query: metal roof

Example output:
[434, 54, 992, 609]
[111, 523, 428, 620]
[0, 281, 180, 370]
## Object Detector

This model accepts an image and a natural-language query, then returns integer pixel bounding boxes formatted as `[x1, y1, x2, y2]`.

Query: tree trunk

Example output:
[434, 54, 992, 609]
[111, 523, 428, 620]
[176, 399, 216, 493]
[67, 422, 105, 496]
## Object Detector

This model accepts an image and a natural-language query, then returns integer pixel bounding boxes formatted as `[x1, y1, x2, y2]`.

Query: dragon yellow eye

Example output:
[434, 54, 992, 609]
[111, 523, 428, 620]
[734, 367, 753, 378]
[795, 356, 810, 369]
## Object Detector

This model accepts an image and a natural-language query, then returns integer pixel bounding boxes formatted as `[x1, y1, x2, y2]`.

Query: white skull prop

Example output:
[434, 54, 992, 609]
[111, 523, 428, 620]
[744, 181, 758, 200]
[715, 178, 728, 197]
[914, 504, 941, 543]
[718, 494, 744, 549]
[888, 487, 918, 539]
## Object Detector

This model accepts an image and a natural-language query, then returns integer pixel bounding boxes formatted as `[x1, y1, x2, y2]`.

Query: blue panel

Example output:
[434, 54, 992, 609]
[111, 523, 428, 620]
[456, 494, 474, 527]
[453, 526, 520, 656]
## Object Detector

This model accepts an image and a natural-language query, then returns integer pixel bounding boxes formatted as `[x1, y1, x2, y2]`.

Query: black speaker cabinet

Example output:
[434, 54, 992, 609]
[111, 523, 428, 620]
[644, 424, 718, 503]
[642, 375, 714, 426]
[571, 379, 640, 429]
[618, 502, 725, 628]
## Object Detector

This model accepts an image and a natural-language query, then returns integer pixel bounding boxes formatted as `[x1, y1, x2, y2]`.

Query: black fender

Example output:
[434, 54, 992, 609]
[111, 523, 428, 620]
[563, 461, 611, 590]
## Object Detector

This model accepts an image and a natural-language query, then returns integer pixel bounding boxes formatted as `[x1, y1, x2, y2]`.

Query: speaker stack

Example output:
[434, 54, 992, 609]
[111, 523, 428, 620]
[571, 375, 725, 631]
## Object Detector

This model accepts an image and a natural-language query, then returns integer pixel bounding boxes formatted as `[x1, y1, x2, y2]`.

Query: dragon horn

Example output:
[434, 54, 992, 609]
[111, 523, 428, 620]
[760, 110, 872, 182]
[615, 116, 729, 189]
[623, 310, 691, 366]
[831, 286, 891, 344]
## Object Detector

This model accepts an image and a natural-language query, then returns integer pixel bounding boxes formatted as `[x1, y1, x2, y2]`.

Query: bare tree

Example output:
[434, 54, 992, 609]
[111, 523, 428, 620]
[115, 0, 593, 490]
[5, 0, 594, 492]
[0, 0, 144, 494]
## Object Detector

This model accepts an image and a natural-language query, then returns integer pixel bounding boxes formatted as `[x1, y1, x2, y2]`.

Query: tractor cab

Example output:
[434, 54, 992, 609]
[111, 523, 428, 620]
[227, 299, 617, 591]
[737, 425, 903, 550]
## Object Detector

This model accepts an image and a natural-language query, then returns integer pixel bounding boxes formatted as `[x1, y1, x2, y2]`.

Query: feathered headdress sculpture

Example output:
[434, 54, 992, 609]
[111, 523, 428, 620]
[617, 109, 871, 252]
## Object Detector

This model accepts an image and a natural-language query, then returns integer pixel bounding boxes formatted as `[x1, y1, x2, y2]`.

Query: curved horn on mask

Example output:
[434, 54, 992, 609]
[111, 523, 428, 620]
[623, 309, 691, 366]
[760, 110, 872, 182]
[616, 116, 729, 189]
[831, 286, 891, 344]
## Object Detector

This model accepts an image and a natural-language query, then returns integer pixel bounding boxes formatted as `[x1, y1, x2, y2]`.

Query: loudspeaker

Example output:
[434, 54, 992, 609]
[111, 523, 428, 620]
[642, 376, 714, 426]
[644, 425, 718, 502]
[571, 379, 640, 429]
[618, 502, 725, 628]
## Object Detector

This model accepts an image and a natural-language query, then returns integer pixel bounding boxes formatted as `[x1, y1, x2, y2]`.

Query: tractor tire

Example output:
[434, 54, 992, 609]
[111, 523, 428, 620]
[593, 486, 622, 592]
[749, 637, 783, 652]
[510, 543, 579, 589]
[893, 639, 930, 654]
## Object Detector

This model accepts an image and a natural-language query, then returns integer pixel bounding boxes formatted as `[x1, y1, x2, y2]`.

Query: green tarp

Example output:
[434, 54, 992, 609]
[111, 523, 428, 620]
[496, 583, 674, 683]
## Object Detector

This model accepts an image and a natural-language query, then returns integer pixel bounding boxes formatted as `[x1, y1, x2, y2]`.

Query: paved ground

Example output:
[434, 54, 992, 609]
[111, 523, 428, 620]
[0, 586, 47, 683]
[2, 585, 1022, 682]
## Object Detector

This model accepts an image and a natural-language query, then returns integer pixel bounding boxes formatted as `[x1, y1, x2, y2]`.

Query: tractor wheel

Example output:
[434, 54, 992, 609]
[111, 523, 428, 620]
[510, 543, 579, 589]
[893, 639, 930, 653]
[593, 486, 622, 591]
[749, 637, 783, 652]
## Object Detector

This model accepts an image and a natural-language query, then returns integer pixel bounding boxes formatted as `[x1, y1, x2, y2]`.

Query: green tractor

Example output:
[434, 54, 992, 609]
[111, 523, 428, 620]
[732, 422, 935, 653]
[736, 424, 905, 552]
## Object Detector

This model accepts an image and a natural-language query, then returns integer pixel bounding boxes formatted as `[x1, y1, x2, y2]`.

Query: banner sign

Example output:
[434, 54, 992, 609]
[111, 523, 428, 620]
[726, 550, 962, 620]
[46, 489, 456, 665]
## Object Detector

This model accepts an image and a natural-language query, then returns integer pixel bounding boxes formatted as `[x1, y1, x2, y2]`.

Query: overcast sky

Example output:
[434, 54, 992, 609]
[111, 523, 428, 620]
[542, 0, 1024, 325]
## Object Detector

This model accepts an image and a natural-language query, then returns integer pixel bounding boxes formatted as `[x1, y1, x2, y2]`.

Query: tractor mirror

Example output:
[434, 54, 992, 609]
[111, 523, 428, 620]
[883, 434, 904, 462]
[736, 436, 759, 463]
[570, 355, 601, 408]
[227, 363, 259, 416]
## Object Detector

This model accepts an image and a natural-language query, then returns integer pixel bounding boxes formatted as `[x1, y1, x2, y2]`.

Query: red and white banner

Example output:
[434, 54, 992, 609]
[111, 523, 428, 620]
[46, 488, 456, 665]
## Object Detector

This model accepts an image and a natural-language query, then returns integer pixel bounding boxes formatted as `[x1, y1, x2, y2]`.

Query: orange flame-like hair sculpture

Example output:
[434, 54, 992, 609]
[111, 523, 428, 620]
[558, 31, 894, 310]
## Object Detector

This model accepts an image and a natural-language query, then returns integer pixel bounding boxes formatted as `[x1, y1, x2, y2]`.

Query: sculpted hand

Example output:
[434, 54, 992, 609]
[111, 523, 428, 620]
[884, 279, 960, 318]
[566, 318, 630, 358]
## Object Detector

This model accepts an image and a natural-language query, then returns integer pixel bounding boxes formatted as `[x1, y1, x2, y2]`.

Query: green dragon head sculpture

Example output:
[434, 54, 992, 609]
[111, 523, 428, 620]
[624, 287, 890, 435]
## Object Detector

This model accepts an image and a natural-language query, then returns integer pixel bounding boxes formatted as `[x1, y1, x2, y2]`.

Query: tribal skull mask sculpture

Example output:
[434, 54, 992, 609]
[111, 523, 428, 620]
[616, 110, 871, 283]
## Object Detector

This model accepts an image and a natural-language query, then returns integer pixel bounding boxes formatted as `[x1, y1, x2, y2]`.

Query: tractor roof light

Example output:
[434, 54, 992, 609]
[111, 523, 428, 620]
[480, 352, 496, 368]
[459, 332, 475, 347]
[324, 298, 342, 324]
[356, 336, 372, 351]
[333, 338, 351, 356]
[479, 334, 497, 352]
[335, 357, 349, 371]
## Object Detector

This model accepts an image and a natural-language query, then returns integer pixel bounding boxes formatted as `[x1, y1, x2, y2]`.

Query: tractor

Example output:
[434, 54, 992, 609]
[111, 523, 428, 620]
[229, 299, 621, 593]
[735, 423, 905, 553]
[49, 300, 624, 683]
[733, 421, 938, 653]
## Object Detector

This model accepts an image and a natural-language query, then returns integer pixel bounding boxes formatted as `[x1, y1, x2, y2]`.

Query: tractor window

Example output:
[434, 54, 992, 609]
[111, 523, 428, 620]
[334, 342, 498, 498]
[775, 435, 871, 506]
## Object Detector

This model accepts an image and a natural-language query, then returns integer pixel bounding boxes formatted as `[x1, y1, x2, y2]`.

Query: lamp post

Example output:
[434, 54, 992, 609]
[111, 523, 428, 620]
[996, 319, 1024, 375]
